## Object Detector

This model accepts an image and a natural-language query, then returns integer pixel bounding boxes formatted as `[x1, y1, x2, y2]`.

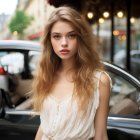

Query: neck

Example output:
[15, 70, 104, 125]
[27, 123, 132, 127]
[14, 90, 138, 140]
[60, 58, 75, 73]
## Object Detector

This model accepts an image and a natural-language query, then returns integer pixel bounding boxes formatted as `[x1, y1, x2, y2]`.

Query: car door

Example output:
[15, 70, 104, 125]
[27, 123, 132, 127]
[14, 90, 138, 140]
[0, 89, 39, 140]
[0, 108, 39, 140]
[105, 63, 140, 140]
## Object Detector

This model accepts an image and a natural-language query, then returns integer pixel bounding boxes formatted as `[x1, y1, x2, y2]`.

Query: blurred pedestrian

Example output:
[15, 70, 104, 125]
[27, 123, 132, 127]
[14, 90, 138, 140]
[32, 6, 112, 140]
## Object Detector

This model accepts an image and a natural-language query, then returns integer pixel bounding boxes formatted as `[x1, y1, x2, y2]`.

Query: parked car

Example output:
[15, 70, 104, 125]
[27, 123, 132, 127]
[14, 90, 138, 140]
[114, 49, 140, 78]
[0, 40, 140, 140]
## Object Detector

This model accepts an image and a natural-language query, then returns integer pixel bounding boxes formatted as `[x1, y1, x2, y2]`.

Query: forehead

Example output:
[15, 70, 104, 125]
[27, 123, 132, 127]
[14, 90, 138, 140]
[51, 21, 74, 33]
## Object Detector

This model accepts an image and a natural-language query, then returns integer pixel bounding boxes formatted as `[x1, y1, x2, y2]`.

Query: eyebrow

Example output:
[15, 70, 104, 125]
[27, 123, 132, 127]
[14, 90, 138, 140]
[51, 31, 76, 35]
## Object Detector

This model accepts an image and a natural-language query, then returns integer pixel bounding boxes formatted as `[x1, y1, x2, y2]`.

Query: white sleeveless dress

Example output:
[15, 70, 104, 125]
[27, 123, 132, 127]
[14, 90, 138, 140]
[40, 71, 110, 140]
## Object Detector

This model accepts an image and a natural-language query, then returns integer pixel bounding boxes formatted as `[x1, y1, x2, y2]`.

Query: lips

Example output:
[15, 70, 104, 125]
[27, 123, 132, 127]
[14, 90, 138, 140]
[60, 49, 70, 54]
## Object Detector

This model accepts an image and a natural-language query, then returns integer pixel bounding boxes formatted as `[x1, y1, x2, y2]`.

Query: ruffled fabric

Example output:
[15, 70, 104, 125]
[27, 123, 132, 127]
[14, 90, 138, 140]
[40, 71, 111, 140]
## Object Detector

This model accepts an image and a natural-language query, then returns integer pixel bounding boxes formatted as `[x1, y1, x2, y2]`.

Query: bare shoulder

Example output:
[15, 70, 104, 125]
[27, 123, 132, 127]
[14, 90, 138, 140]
[98, 71, 112, 98]
[100, 71, 112, 87]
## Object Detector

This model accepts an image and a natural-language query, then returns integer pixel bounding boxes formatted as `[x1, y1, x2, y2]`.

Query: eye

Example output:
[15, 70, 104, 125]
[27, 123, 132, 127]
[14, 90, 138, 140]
[67, 33, 77, 39]
[52, 34, 61, 40]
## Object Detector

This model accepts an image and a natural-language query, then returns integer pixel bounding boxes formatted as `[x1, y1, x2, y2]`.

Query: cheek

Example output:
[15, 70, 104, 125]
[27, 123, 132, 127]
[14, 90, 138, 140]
[51, 39, 59, 51]
[72, 40, 78, 51]
[71, 42, 78, 55]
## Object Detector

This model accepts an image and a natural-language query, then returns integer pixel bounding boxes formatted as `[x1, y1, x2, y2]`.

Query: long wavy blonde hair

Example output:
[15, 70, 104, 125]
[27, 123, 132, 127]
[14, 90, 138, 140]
[32, 6, 103, 112]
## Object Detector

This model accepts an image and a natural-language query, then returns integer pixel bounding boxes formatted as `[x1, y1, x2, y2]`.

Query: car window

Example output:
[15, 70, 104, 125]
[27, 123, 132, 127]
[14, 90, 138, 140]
[0, 52, 24, 74]
[131, 53, 140, 59]
[109, 71, 140, 117]
[132, 54, 138, 58]
[28, 51, 40, 75]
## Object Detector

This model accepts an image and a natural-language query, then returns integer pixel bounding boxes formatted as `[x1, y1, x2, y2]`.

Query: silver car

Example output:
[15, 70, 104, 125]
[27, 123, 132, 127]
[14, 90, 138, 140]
[0, 40, 140, 140]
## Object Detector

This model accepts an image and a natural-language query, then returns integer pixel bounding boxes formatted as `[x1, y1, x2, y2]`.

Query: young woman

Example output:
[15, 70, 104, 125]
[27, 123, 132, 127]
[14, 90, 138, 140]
[32, 6, 111, 140]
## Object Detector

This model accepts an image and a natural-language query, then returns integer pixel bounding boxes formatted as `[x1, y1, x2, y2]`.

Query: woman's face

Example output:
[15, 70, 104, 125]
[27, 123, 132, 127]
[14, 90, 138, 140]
[50, 21, 78, 61]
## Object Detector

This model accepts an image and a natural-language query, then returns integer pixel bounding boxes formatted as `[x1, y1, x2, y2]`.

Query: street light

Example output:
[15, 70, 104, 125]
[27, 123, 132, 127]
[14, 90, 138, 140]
[87, 11, 94, 19]
[103, 11, 110, 18]
[117, 10, 124, 18]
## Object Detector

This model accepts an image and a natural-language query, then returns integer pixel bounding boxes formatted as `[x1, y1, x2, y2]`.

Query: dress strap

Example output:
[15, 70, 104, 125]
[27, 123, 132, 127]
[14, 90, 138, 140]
[96, 71, 102, 88]
[95, 71, 112, 88]
[94, 70, 112, 109]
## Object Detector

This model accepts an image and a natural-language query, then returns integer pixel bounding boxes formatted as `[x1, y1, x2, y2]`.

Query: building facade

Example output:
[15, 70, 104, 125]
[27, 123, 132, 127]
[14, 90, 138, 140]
[17, 0, 55, 40]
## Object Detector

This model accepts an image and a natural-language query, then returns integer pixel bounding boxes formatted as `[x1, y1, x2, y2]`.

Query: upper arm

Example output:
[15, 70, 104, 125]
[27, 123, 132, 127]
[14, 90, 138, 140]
[94, 72, 111, 140]
[35, 125, 43, 140]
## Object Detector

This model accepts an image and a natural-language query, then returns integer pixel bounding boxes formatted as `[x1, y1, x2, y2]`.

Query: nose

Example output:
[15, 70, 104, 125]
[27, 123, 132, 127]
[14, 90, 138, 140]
[61, 36, 68, 47]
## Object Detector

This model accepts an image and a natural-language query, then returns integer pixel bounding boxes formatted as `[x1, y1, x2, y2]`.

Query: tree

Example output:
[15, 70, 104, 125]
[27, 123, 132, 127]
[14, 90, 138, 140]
[9, 10, 34, 38]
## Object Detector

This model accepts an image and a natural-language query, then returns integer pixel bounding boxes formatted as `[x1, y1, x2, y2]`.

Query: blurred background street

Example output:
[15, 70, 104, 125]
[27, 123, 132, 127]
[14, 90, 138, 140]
[0, 1, 140, 140]
[0, 0, 140, 78]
